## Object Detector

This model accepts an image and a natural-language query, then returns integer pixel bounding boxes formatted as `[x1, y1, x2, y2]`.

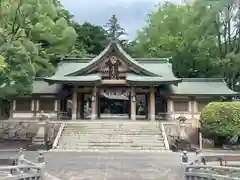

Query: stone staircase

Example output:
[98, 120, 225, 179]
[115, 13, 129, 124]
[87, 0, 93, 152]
[55, 121, 168, 151]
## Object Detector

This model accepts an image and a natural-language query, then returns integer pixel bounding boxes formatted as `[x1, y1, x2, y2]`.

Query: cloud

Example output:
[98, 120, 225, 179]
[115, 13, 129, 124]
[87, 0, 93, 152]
[60, 0, 179, 39]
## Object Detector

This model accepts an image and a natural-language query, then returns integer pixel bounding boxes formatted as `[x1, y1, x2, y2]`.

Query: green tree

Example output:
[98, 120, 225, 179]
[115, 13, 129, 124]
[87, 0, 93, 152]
[0, 0, 79, 98]
[200, 102, 240, 144]
[197, 0, 240, 91]
[72, 22, 107, 55]
[105, 14, 126, 40]
[132, 2, 219, 78]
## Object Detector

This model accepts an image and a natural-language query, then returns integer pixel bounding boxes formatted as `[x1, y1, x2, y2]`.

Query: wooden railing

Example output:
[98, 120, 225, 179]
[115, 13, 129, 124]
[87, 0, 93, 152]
[0, 149, 45, 180]
[185, 154, 240, 180]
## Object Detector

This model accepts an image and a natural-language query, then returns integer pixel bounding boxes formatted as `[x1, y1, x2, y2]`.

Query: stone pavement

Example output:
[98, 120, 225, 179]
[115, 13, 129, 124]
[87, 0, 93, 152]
[21, 151, 197, 180]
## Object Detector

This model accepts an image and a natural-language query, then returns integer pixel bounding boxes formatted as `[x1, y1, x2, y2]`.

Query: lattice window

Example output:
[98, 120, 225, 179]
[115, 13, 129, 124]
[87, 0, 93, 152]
[173, 100, 189, 112]
[15, 99, 31, 111]
[39, 99, 55, 111]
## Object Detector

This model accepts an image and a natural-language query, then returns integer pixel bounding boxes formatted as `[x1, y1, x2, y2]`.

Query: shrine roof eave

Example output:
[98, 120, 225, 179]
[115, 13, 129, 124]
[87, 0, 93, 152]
[44, 75, 101, 85]
[126, 76, 182, 86]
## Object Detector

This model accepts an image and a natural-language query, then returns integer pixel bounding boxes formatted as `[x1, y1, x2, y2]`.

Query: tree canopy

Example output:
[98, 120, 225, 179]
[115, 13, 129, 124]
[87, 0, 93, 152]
[0, 0, 79, 98]
[131, 0, 240, 91]
[200, 102, 240, 138]
[72, 22, 108, 55]
[104, 14, 126, 40]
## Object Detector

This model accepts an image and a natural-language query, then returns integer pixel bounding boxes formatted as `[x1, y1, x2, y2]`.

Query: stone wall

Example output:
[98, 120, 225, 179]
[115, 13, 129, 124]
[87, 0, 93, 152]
[0, 121, 60, 143]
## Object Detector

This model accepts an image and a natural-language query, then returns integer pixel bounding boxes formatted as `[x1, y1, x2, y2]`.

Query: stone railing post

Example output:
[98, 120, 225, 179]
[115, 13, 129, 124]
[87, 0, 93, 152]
[37, 152, 45, 179]
[17, 148, 25, 173]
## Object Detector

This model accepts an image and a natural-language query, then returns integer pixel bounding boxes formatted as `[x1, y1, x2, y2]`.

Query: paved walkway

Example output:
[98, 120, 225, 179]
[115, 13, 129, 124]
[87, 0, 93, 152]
[20, 151, 196, 180]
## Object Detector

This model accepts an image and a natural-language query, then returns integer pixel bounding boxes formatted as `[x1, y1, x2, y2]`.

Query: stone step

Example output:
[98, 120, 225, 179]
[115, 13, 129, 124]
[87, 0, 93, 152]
[57, 122, 167, 151]
[60, 137, 164, 142]
[65, 126, 160, 128]
[64, 129, 161, 131]
[58, 140, 166, 144]
[60, 136, 164, 142]
[57, 146, 166, 150]
[64, 131, 161, 133]
[0, 171, 9, 178]
[58, 144, 165, 149]
[58, 142, 165, 146]
[60, 139, 163, 143]
[62, 131, 161, 135]
[63, 131, 161, 133]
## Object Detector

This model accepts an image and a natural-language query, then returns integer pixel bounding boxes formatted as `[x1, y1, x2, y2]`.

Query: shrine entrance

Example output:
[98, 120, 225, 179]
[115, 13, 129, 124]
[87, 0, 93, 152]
[98, 87, 130, 119]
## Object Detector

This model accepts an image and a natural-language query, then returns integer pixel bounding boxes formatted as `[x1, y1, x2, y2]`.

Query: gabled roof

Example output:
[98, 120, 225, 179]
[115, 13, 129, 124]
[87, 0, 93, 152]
[65, 40, 159, 77]
[170, 78, 239, 96]
[53, 57, 176, 79]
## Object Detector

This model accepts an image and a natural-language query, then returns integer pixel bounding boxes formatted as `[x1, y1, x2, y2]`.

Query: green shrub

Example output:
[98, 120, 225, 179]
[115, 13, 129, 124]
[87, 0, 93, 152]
[200, 102, 240, 137]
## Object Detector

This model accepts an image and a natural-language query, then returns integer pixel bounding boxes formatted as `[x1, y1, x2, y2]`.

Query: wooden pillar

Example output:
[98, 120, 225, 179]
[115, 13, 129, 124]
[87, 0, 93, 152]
[91, 86, 97, 120]
[130, 87, 136, 120]
[33, 100, 37, 119]
[145, 94, 149, 120]
[128, 94, 131, 119]
[10, 100, 16, 119]
[72, 88, 77, 120]
[149, 87, 155, 121]
[97, 91, 101, 119]
[54, 100, 59, 120]
[77, 93, 82, 120]
[148, 93, 151, 120]
[81, 94, 85, 119]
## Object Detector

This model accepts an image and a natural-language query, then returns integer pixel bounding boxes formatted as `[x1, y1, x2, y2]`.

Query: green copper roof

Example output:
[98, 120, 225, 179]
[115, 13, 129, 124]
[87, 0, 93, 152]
[32, 80, 62, 94]
[55, 57, 175, 79]
[134, 58, 175, 77]
[170, 78, 238, 96]
[54, 61, 89, 76]
[126, 74, 181, 85]
[44, 74, 101, 84]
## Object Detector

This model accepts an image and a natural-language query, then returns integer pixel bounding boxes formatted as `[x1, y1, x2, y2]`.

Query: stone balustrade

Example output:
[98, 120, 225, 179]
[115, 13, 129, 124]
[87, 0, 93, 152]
[0, 149, 45, 180]
[185, 154, 240, 180]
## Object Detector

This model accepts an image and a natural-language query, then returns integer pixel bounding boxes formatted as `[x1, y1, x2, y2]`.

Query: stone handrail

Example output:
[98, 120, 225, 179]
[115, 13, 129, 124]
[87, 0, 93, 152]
[52, 122, 65, 149]
[185, 154, 240, 180]
[160, 123, 170, 150]
[0, 149, 45, 180]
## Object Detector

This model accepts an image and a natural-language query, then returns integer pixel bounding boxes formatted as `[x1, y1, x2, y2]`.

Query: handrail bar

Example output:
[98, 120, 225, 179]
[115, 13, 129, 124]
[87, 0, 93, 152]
[21, 159, 37, 166]
[52, 122, 65, 149]
[0, 165, 38, 170]
[161, 123, 170, 150]
[185, 165, 240, 171]
[185, 172, 240, 180]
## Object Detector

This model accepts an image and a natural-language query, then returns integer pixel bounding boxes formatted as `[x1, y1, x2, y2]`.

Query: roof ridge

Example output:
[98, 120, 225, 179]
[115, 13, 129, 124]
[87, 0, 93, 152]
[182, 78, 224, 82]
[135, 58, 169, 63]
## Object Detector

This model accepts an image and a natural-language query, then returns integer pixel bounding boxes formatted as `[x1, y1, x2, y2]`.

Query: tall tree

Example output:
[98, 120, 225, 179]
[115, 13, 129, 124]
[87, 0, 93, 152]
[72, 22, 108, 55]
[104, 14, 126, 40]
[132, 2, 219, 78]
[132, 1, 240, 91]
[197, 0, 240, 90]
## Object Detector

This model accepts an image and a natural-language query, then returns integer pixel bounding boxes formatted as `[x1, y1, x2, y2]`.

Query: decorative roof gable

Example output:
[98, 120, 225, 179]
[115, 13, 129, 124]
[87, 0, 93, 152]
[66, 40, 159, 77]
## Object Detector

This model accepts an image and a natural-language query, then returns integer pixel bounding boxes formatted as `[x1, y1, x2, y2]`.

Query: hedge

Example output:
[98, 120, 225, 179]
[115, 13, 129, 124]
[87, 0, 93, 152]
[200, 102, 240, 137]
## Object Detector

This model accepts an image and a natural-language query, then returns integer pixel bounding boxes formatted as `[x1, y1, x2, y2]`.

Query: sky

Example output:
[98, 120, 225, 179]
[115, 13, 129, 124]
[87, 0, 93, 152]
[60, 0, 180, 39]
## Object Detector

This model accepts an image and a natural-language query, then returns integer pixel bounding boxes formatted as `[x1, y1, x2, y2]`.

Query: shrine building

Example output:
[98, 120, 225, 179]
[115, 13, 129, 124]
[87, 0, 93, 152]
[8, 40, 238, 121]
